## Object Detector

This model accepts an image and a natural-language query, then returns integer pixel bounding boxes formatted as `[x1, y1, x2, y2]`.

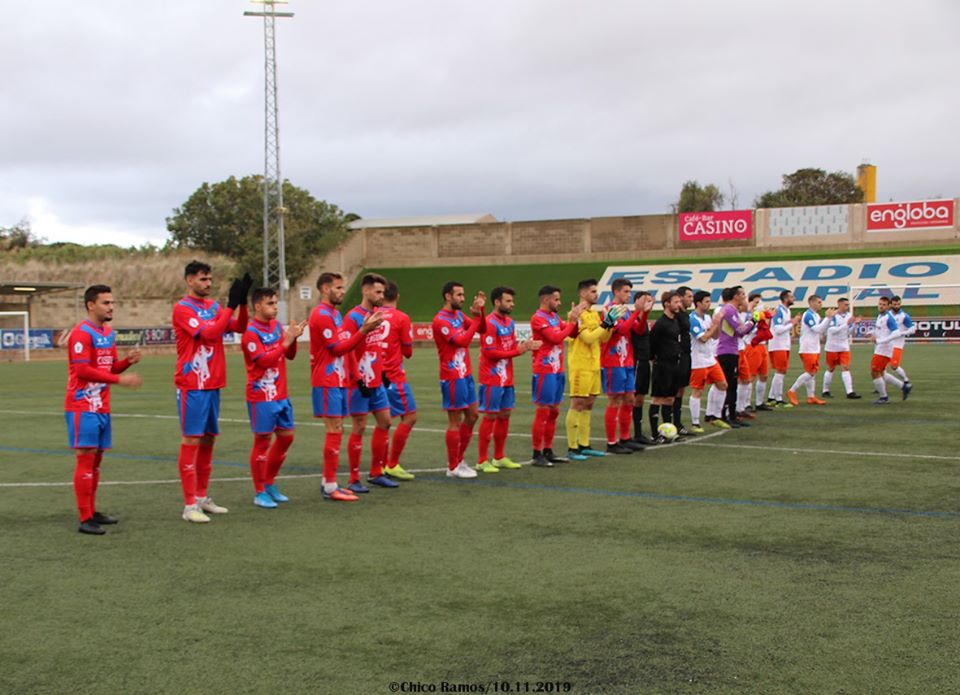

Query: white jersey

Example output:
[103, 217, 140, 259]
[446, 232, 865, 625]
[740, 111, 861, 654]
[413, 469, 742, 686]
[824, 311, 853, 353]
[798, 308, 829, 355]
[709, 303, 724, 357]
[768, 304, 793, 352]
[738, 311, 753, 351]
[891, 310, 916, 349]
[689, 312, 717, 369]
[873, 311, 902, 358]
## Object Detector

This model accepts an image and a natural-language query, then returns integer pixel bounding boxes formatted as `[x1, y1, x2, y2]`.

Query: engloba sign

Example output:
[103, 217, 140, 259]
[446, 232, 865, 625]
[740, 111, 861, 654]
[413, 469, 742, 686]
[866, 199, 955, 232]
[597, 254, 960, 306]
[678, 210, 753, 242]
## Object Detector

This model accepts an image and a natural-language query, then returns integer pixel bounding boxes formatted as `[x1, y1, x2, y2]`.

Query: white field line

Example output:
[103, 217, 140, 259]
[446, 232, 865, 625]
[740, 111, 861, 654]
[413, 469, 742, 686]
[685, 441, 960, 462]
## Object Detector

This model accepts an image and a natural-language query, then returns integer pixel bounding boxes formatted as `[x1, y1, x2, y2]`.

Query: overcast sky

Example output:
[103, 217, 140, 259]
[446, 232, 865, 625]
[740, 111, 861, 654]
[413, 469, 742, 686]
[3, 0, 958, 247]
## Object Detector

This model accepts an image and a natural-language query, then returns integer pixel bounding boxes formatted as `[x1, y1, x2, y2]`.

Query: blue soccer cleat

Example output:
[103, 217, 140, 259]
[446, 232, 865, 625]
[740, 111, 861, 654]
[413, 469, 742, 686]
[264, 484, 289, 503]
[254, 492, 278, 509]
[347, 481, 370, 494]
[580, 447, 607, 457]
[368, 475, 400, 488]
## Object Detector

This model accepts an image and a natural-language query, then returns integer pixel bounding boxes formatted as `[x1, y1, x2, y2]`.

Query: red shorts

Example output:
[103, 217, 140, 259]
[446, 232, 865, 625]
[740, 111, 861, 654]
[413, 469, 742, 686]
[800, 354, 820, 374]
[871, 354, 891, 372]
[826, 351, 850, 369]
[769, 350, 790, 373]
[890, 347, 904, 369]
[689, 363, 726, 390]
[747, 344, 769, 377]
[738, 350, 751, 382]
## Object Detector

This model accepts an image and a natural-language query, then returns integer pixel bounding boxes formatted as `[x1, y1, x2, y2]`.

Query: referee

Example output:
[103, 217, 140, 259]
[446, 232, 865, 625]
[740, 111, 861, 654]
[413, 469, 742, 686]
[648, 291, 684, 442]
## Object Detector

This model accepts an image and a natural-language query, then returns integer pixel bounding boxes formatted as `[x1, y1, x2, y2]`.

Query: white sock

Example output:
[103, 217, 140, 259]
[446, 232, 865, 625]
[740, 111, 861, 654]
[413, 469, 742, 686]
[689, 394, 701, 425]
[771, 373, 784, 400]
[841, 371, 853, 394]
[822, 370, 834, 393]
[756, 379, 766, 405]
[894, 366, 909, 382]
[884, 373, 903, 389]
[874, 377, 887, 398]
[323, 482, 338, 494]
[706, 386, 722, 418]
[805, 374, 816, 398]
[789, 372, 808, 393]
[737, 384, 749, 412]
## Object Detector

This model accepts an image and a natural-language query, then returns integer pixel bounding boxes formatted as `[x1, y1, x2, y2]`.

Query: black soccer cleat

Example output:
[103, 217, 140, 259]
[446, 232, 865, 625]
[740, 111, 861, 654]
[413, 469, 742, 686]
[756, 403, 774, 411]
[846, 392, 862, 399]
[91, 511, 118, 525]
[632, 434, 655, 446]
[531, 451, 553, 467]
[675, 426, 695, 437]
[821, 391, 832, 398]
[78, 519, 105, 535]
[901, 382, 913, 401]
[543, 449, 568, 464]
[606, 442, 633, 455]
[619, 439, 644, 451]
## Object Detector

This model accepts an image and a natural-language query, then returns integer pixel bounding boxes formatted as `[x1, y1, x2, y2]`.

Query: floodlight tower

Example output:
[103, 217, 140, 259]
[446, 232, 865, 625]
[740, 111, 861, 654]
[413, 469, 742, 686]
[244, 0, 294, 321]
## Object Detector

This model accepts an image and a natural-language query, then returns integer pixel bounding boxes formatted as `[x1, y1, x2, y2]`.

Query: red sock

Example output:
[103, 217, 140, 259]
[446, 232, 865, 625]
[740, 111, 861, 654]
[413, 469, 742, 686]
[347, 433, 363, 483]
[250, 436, 271, 493]
[265, 434, 294, 485]
[195, 444, 214, 499]
[445, 429, 460, 470]
[532, 407, 550, 450]
[544, 408, 560, 450]
[604, 406, 618, 444]
[91, 451, 103, 513]
[478, 417, 495, 463]
[73, 451, 96, 521]
[389, 422, 412, 467]
[177, 443, 199, 505]
[494, 417, 510, 459]
[618, 404, 633, 441]
[323, 431, 343, 486]
[370, 428, 389, 477]
[458, 421, 475, 461]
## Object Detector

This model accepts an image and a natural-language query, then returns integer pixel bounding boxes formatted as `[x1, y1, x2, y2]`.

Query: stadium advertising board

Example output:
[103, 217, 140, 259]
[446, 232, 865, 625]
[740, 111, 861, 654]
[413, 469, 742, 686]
[0, 329, 55, 350]
[411, 322, 532, 343]
[597, 254, 960, 306]
[866, 199, 955, 232]
[851, 317, 960, 342]
[678, 210, 752, 243]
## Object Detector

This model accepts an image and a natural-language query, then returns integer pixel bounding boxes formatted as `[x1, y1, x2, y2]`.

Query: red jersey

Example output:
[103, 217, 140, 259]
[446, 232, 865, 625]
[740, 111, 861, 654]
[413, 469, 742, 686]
[531, 310, 577, 374]
[173, 296, 247, 391]
[479, 312, 520, 387]
[380, 307, 413, 384]
[242, 318, 297, 402]
[65, 321, 129, 413]
[601, 305, 648, 369]
[309, 302, 364, 388]
[432, 308, 484, 381]
[344, 305, 388, 388]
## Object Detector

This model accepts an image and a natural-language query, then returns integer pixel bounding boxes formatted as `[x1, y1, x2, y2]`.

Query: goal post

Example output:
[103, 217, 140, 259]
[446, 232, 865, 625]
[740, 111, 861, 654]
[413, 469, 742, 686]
[0, 311, 31, 362]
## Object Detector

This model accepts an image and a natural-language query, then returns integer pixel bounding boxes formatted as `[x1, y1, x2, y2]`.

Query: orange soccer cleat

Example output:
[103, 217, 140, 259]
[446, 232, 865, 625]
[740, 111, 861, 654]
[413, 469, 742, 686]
[787, 390, 799, 406]
[807, 397, 827, 405]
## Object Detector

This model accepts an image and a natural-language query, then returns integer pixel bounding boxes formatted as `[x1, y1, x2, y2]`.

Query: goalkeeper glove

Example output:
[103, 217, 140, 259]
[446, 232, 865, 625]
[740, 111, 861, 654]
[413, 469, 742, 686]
[356, 380, 372, 398]
[381, 373, 391, 388]
[239, 272, 254, 300]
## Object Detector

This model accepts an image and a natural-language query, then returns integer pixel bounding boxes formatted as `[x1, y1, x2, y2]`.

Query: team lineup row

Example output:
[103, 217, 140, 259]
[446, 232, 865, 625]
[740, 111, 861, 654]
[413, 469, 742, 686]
[62, 262, 917, 534]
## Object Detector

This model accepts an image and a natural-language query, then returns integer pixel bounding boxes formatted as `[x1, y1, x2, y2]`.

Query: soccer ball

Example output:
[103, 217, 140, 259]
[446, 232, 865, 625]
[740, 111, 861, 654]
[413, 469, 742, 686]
[658, 423, 678, 441]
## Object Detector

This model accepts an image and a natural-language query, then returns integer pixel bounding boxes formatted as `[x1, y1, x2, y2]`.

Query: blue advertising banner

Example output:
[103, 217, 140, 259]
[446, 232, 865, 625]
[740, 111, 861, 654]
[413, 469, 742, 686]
[0, 329, 56, 350]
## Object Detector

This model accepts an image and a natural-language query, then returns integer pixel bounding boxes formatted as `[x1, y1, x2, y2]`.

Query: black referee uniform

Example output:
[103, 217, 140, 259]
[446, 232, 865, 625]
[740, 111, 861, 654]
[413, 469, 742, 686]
[648, 312, 682, 437]
[632, 322, 651, 440]
[674, 308, 692, 430]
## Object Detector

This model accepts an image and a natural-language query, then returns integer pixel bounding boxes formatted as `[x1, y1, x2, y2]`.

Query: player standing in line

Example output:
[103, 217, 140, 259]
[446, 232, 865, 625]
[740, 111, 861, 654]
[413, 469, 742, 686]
[567, 279, 615, 459]
[687, 291, 726, 433]
[672, 286, 695, 436]
[343, 274, 398, 493]
[630, 290, 655, 445]
[477, 287, 540, 472]
[648, 291, 684, 442]
[822, 297, 861, 399]
[173, 261, 251, 523]
[888, 296, 916, 388]
[870, 296, 912, 405]
[66, 285, 142, 535]
[433, 282, 486, 479]
[716, 286, 756, 427]
[310, 272, 384, 502]
[600, 279, 651, 454]
[530, 285, 584, 467]
[744, 294, 773, 412]
[242, 288, 305, 509]
[787, 295, 833, 406]
[766, 290, 802, 408]
[735, 293, 761, 420]
[380, 281, 417, 481]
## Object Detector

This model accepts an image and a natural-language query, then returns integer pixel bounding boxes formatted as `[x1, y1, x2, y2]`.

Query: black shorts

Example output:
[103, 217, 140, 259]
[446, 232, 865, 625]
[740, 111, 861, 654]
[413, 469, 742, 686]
[634, 360, 651, 395]
[651, 362, 681, 397]
[677, 355, 692, 390]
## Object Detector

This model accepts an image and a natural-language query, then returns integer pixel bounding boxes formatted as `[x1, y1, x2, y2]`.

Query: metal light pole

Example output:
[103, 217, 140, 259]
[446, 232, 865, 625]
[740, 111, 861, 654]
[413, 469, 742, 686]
[244, 0, 293, 321]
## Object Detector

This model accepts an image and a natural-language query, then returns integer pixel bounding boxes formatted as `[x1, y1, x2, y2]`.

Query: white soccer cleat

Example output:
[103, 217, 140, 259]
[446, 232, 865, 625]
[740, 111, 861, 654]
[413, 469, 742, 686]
[453, 462, 478, 479]
[197, 496, 229, 514]
[182, 504, 211, 524]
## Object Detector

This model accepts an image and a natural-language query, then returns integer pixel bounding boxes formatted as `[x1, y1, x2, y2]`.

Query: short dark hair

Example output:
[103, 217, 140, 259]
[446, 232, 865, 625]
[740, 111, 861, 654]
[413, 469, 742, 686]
[779, 290, 792, 302]
[891, 295, 902, 302]
[661, 290, 678, 305]
[383, 281, 399, 301]
[316, 272, 343, 290]
[184, 260, 211, 278]
[808, 294, 822, 303]
[677, 285, 693, 296]
[251, 287, 276, 305]
[721, 287, 736, 302]
[491, 286, 515, 303]
[634, 290, 651, 300]
[441, 281, 463, 299]
[878, 295, 891, 303]
[693, 290, 710, 305]
[84, 284, 111, 309]
[837, 297, 849, 303]
[538, 285, 561, 298]
[577, 278, 598, 291]
[611, 278, 633, 292]
[748, 293, 762, 302]
[361, 273, 387, 287]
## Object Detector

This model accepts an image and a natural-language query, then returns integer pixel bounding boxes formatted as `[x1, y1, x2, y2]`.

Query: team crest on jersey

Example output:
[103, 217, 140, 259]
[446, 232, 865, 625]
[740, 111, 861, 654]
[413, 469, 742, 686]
[323, 328, 333, 339]
[485, 335, 493, 344]
[247, 342, 257, 352]
[74, 342, 83, 354]
[189, 317, 200, 328]
[441, 326, 450, 335]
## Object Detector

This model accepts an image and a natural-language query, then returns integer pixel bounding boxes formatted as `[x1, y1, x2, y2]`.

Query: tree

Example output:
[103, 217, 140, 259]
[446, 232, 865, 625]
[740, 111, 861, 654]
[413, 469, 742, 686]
[0, 219, 44, 250]
[673, 180, 724, 213]
[754, 168, 864, 208]
[165, 176, 351, 284]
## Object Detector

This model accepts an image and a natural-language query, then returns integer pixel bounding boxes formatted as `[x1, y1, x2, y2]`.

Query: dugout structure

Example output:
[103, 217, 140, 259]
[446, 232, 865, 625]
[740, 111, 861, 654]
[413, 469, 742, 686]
[0, 282, 83, 361]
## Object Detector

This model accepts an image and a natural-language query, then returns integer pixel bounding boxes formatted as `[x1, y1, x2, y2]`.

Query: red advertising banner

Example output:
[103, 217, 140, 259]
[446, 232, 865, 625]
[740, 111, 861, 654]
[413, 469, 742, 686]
[866, 199, 955, 232]
[412, 323, 434, 342]
[678, 210, 753, 242]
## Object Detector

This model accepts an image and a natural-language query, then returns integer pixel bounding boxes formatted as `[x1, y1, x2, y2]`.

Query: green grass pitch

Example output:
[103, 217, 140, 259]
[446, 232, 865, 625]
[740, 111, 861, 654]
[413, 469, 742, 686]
[1, 344, 958, 693]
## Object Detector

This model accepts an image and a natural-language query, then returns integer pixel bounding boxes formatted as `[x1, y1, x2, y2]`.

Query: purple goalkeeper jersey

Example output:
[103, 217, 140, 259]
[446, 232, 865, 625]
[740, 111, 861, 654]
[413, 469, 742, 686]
[717, 303, 754, 356]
